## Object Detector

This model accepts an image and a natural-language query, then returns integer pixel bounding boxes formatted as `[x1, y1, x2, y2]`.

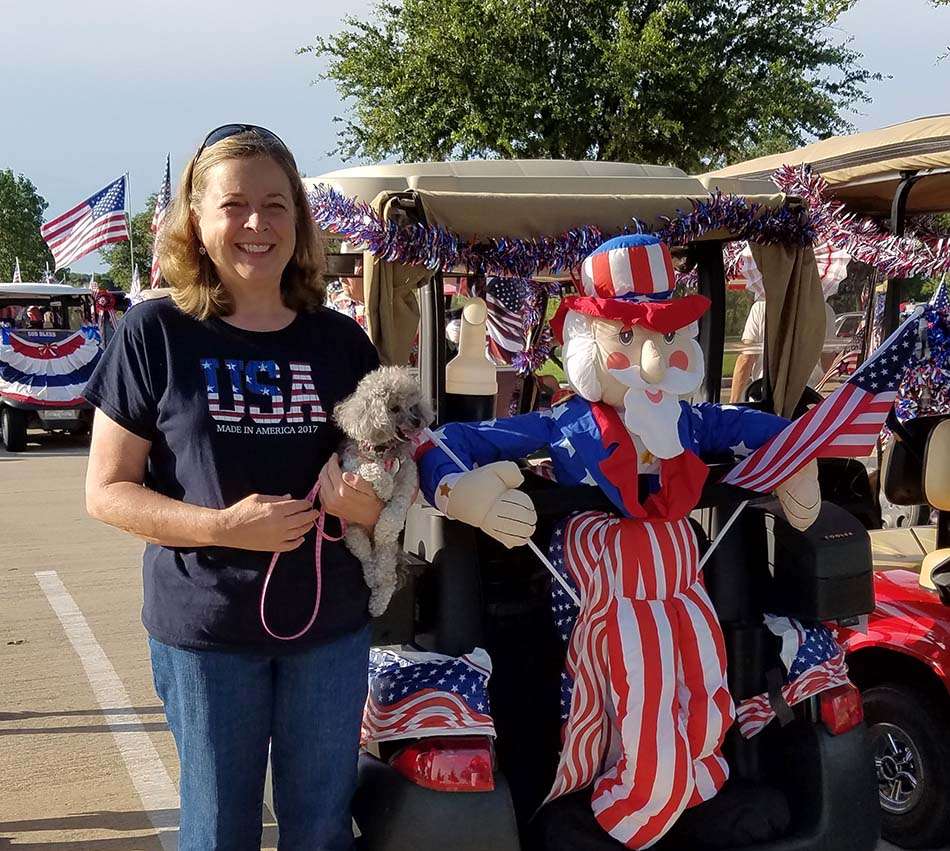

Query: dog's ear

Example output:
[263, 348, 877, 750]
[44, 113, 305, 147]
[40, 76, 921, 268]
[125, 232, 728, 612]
[333, 389, 366, 439]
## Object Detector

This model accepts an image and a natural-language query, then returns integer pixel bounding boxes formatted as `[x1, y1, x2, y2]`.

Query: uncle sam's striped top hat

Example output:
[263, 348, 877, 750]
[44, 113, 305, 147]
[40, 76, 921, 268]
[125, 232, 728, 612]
[550, 233, 710, 342]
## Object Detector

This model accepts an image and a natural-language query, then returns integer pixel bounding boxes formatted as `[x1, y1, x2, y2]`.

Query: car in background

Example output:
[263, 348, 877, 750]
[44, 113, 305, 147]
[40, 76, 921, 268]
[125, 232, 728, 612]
[0, 282, 107, 451]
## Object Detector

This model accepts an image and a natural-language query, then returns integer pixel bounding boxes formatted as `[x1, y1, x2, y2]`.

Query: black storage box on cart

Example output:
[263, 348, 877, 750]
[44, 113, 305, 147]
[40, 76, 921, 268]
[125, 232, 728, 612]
[748, 500, 875, 621]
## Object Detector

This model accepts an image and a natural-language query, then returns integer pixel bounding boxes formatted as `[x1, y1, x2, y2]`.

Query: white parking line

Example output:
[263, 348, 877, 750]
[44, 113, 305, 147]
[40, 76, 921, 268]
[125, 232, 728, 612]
[35, 569, 179, 850]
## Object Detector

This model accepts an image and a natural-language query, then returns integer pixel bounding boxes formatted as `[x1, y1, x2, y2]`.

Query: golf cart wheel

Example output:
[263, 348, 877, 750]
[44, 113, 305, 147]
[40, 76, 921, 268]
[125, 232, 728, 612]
[0, 405, 27, 452]
[864, 684, 950, 848]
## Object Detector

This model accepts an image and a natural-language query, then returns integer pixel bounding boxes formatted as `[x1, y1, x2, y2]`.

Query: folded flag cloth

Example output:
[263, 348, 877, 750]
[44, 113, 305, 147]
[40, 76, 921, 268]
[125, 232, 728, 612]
[736, 616, 850, 739]
[361, 646, 496, 746]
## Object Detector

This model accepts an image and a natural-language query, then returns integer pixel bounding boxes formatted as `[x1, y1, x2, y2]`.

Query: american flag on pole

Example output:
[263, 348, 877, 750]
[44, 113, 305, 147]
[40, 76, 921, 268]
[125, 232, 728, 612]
[40, 176, 129, 271]
[736, 619, 850, 739]
[361, 647, 495, 746]
[485, 277, 528, 363]
[150, 154, 172, 287]
[723, 306, 928, 492]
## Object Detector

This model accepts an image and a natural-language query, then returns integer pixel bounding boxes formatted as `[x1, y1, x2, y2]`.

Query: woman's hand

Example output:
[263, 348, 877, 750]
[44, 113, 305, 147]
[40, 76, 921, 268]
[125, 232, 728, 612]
[318, 453, 383, 529]
[216, 494, 318, 552]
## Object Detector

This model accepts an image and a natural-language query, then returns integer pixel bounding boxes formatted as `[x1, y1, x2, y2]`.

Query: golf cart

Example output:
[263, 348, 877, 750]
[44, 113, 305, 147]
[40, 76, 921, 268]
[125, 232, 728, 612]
[0, 282, 106, 451]
[311, 160, 880, 851]
[709, 115, 950, 848]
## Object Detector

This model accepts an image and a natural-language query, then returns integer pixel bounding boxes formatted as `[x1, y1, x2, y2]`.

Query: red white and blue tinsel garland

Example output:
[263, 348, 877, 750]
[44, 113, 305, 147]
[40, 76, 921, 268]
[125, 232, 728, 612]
[310, 184, 821, 279]
[771, 165, 950, 281]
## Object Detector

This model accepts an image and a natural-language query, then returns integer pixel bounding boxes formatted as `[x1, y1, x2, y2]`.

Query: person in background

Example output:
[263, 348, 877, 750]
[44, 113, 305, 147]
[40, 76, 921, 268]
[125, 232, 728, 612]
[25, 305, 45, 329]
[730, 296, 835, 402]
[83, 125, 382, 850]
[326, 255, 367, 331]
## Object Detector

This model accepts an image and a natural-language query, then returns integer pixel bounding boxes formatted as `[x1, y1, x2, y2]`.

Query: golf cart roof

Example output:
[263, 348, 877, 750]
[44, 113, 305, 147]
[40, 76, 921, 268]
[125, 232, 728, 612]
[704, 114, 950, 215]
[307, 159, 787, 240]
[0, 283, 93, 297]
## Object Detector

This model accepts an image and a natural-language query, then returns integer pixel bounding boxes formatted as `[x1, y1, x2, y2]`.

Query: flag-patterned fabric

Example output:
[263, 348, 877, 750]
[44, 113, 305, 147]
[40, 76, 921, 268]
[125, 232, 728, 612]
[545, 511, 732, 849]
[361, 647, 495, 746]
[736, 618, 850, 739]
[723, 306, 927, 492]
[0, 326, 102, 406]
[579, 238, 675, 300]
[933, 279, 949, 313]
[40, 176, 129, 271]
[485, 277, 528, 363]
[150, 155, 172, 287]
[12, 258, 22, 283]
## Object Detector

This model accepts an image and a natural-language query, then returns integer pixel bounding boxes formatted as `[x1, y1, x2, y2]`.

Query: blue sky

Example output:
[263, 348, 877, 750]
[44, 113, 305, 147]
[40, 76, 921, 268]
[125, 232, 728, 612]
[2, 0, 948, 274]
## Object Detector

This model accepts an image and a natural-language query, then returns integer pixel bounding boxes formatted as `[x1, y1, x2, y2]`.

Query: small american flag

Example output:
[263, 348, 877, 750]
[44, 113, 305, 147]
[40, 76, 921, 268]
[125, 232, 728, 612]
[724, 306, 927, 492]
[736, 621, 850, 739]
[12, 258, 21, 283]
[361, 647, 495, 746]
[485, 277, 528, 363]
[150, 154, 172, 287]
[933, 279, 949, 313]
[40, 176, 129, 271]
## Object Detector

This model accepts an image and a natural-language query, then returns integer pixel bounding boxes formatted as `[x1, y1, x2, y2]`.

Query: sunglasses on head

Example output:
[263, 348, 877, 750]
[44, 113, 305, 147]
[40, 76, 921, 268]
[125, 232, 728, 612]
[194, 123, 290, 160]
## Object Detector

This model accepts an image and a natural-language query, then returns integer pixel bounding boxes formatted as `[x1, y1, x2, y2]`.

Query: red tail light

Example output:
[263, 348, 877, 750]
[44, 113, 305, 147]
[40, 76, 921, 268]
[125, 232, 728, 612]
[389, 736, 495, 792]
[820, 684, 864, 735]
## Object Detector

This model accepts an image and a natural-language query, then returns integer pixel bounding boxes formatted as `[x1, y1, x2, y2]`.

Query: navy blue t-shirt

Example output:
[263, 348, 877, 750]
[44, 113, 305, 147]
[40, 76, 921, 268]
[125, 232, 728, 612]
[83, 296, 380, 652]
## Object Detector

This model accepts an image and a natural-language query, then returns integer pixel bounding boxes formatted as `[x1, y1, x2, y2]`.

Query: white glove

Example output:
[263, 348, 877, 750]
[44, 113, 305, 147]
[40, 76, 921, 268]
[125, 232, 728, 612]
[441, 461, 537, 548]
[774, 459, 821, 531]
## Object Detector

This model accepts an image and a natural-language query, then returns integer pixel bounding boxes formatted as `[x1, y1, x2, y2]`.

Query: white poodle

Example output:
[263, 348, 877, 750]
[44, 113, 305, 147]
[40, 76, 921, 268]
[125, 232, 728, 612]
[333, 366, 434, 616]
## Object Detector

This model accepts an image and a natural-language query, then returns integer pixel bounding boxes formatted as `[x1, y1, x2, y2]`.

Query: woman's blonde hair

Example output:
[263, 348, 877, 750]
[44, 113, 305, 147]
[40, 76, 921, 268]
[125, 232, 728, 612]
[156, 130, 326, 319]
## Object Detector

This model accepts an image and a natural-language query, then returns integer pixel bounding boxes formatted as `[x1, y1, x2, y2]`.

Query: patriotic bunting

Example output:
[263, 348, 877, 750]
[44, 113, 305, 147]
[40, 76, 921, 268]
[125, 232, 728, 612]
[0, 325, 102, 407]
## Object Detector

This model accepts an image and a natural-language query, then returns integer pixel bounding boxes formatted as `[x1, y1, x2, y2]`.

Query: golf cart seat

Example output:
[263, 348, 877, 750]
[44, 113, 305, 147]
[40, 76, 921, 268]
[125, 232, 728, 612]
[870, 414, 950, 598]
[868, 527, 936, 573]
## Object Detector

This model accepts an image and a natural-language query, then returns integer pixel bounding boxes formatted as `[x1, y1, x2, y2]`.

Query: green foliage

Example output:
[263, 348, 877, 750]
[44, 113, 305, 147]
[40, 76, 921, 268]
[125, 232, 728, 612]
[303, 0, 879, 171]
[0, 169, 55, 281]
[100, 194, 157, 290]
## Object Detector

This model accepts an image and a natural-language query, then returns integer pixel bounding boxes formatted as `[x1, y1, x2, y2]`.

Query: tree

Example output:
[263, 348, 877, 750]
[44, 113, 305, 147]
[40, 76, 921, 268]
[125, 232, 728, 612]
[100, 193, 157, 290]
[0, 170, 54, 281]
[302, 0, 880, 172]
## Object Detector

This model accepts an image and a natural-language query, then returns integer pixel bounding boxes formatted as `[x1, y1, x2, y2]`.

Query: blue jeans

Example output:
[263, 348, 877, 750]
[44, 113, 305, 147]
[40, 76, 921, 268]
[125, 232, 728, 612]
[149, 625, 371, 851]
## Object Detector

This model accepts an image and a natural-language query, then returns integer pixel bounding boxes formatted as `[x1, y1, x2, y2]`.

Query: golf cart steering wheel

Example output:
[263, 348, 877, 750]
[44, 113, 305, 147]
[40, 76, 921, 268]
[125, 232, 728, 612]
[744, 378, 823, 419]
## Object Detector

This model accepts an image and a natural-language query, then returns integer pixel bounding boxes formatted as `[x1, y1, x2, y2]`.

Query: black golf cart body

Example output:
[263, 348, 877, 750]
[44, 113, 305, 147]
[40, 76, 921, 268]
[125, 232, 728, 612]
[0, 282, 113, 452]
[709, 115, 950, 848]
[310, 160, 881, 851]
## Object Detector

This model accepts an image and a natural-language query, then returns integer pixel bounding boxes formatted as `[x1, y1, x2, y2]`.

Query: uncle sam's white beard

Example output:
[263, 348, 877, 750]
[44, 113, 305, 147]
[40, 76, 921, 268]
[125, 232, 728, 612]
[609, 363, 705, 459]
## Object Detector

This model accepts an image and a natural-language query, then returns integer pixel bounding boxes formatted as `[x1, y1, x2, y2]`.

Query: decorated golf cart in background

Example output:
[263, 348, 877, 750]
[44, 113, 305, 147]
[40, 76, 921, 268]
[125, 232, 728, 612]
[0, 281, 125, 451]
[708, 114, 950, 849]
[306, 159, 884, 851]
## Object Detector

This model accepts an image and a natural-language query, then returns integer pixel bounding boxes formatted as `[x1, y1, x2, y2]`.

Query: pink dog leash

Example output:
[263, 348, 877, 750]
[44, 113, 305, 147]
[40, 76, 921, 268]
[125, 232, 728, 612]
[259, 480, 346, 641]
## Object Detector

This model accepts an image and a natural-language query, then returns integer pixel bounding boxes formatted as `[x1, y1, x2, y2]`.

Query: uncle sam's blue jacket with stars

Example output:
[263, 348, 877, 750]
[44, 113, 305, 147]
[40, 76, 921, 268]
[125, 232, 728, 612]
[419, 395, 788, 521]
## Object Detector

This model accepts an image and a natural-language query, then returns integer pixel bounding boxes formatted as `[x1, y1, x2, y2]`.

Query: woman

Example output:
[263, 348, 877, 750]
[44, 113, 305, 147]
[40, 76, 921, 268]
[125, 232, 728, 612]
[83, 125, 383, 850]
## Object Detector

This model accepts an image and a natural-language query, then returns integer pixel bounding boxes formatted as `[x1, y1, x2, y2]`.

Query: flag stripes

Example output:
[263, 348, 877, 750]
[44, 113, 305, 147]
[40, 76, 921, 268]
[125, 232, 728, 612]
[724, 306, 925, 492]
[150, 155, 172, 287]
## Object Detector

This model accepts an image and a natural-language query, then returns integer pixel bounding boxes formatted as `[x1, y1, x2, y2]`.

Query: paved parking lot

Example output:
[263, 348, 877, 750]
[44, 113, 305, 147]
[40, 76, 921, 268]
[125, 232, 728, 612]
[0, 431, 918, 850]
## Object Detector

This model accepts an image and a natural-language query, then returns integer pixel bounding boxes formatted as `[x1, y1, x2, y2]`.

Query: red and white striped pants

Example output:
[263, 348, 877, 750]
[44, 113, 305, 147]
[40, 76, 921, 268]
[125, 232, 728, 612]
[548, 512, 734, 849]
